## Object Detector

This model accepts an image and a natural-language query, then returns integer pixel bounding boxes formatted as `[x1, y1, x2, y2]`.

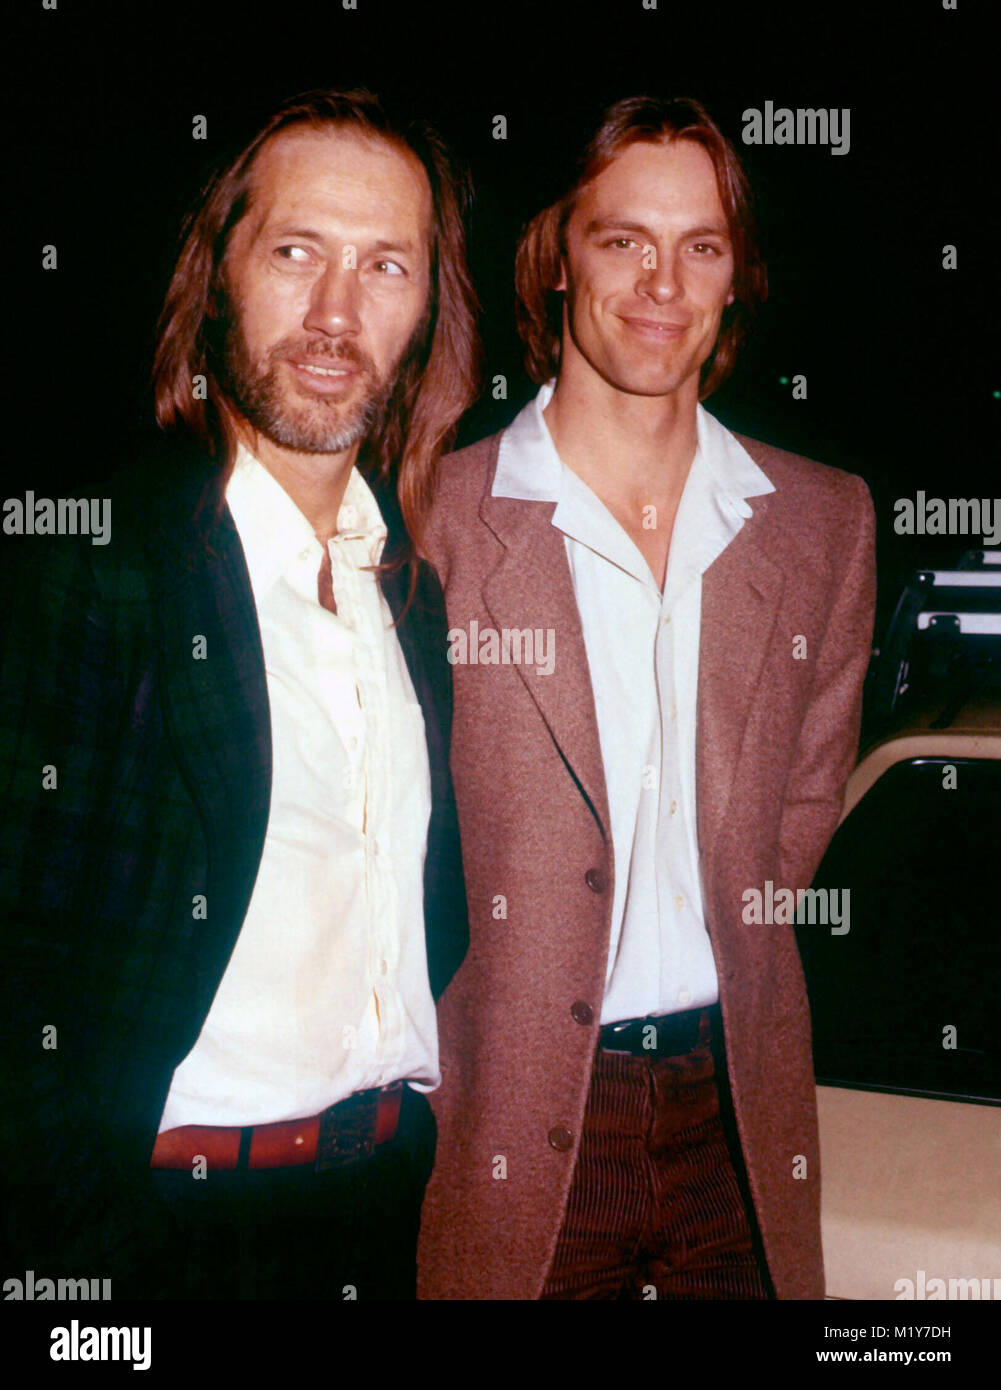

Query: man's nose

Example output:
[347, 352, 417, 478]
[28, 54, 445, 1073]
[303, 262, 362, 337]
[636, 246, 681, 303]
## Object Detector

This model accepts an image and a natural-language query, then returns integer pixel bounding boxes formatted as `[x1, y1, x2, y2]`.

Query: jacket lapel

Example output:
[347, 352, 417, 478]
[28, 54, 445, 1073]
[153, 468, 272, 978]
[479, 482, 611, 838]
[477, 426, 785, 867]
[378, 555, 432, 706]
[696, 508, 784, 872]
[371, 477, 431, 698]
[371, 479, 469, 997]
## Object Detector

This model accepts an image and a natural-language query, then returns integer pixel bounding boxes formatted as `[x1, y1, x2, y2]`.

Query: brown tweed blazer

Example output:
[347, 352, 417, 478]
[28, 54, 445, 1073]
[417, 425, 876, 1300]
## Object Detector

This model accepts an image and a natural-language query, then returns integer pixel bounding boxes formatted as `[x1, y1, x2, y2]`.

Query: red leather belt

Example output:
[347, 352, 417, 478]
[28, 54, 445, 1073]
[150, 1081, 404, 1173]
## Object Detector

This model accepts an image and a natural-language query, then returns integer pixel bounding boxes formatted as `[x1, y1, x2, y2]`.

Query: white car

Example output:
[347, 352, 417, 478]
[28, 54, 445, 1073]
[798, 555, 1001, 1300]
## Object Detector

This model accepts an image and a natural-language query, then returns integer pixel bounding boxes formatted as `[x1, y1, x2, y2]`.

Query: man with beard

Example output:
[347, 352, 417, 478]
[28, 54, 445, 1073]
[0, 89, 476, 1300]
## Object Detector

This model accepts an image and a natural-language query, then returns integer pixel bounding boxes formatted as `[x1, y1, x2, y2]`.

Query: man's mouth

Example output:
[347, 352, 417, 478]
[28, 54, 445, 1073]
[290, 359, 355, 376]
[619, 316, 689, 337]
[286, 358, 362, 394]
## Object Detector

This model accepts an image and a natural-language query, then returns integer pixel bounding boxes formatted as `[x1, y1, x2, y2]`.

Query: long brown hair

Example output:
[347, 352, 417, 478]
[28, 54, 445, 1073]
[514, 96, 767, 400]
[153, 88, 480, 562]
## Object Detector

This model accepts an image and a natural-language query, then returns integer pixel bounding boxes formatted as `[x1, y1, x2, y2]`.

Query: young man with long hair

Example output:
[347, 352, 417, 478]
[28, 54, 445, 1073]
[419, 95, 875, 1301]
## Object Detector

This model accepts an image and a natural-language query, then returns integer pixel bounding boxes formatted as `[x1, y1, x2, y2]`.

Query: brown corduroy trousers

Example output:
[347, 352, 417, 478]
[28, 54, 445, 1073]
[541, 1011, 772, 1300]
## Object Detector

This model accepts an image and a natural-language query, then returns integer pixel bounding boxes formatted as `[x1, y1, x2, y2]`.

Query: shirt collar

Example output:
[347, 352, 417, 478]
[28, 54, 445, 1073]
[495, 380, 774, 505]
[492, 381, 776, 592]
[225, 444, 388, 604]
[493, 379, 564, 503]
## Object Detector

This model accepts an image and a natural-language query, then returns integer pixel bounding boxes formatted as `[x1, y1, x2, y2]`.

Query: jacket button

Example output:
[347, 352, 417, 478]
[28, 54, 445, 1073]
[570, 1001, 594, 1025]
[548, 1126, 574, 1152]
[584, 868, 606, 893]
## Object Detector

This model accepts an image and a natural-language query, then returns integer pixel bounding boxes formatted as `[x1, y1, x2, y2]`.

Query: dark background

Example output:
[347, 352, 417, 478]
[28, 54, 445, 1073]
[7, 0, 997, 637]
[2, 4, 998, 1343]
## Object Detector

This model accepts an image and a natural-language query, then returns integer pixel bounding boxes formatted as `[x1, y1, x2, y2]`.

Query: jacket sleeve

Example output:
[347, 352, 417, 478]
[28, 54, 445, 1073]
[0, 539, 176, 1286]
[777, 476, 877, 896]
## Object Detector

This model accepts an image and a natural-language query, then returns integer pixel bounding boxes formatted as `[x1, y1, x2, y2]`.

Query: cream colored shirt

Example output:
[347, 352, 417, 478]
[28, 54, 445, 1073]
[158, 445, 437, 1130]
[493, 383, 775, 1023]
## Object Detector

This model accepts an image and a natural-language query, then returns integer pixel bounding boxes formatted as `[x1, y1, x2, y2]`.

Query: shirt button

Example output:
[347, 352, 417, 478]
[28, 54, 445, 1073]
[663, 612, 671, 625]
[670, 703, 678, 721]
[548, 1126, 574, 1152]
[379, 959, 388, 975]
[570, 1001, 594, 1026]
[674, 894, 685, 912]
[349, 735, 359, 750]
[372, 840, 380, 857]
[677, 988, 692, 1007]
[584, 868, 607, 893]
[670, 799, 678, 815]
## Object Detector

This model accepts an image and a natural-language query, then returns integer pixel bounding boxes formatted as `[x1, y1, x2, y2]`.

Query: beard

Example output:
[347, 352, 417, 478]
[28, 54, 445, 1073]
[218, 311, 398, 457]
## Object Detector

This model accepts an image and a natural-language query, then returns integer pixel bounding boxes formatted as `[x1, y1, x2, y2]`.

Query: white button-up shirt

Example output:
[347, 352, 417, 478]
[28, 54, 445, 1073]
[493, 382, 775, 1023]
[159, 445, 437, 1129]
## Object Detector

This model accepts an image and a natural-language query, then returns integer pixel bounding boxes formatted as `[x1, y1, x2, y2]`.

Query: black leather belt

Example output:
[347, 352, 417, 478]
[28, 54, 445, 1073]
[599, 1007, 708, 1057]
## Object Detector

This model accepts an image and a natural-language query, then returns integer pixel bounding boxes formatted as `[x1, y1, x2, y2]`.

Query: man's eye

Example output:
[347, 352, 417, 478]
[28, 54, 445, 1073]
[275, 246, 310, 262]
[604, 237, 638, 250]
[372, 260, 405, 276]
[691, 243, 721, 256]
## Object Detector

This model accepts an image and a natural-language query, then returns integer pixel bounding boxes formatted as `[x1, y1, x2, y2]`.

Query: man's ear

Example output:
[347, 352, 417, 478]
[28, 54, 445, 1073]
[553, 255, 568, 295]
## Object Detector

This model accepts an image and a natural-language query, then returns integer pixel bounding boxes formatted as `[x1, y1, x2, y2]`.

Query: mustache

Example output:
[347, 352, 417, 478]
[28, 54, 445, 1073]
[271, 338, 375, 373]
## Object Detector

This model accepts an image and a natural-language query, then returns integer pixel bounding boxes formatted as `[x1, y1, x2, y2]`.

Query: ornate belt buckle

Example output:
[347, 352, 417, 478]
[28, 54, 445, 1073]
[315, 1089, 377, 1172]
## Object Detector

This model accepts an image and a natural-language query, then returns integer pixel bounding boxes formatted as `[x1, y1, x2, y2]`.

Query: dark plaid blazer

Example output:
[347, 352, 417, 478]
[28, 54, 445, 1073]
[0, 456, 467, 1283]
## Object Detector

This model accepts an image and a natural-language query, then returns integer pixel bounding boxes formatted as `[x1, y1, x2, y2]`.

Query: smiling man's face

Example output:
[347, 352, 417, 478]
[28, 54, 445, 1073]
[557, 137, 735, 407]
[218, 124, 432, 461]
